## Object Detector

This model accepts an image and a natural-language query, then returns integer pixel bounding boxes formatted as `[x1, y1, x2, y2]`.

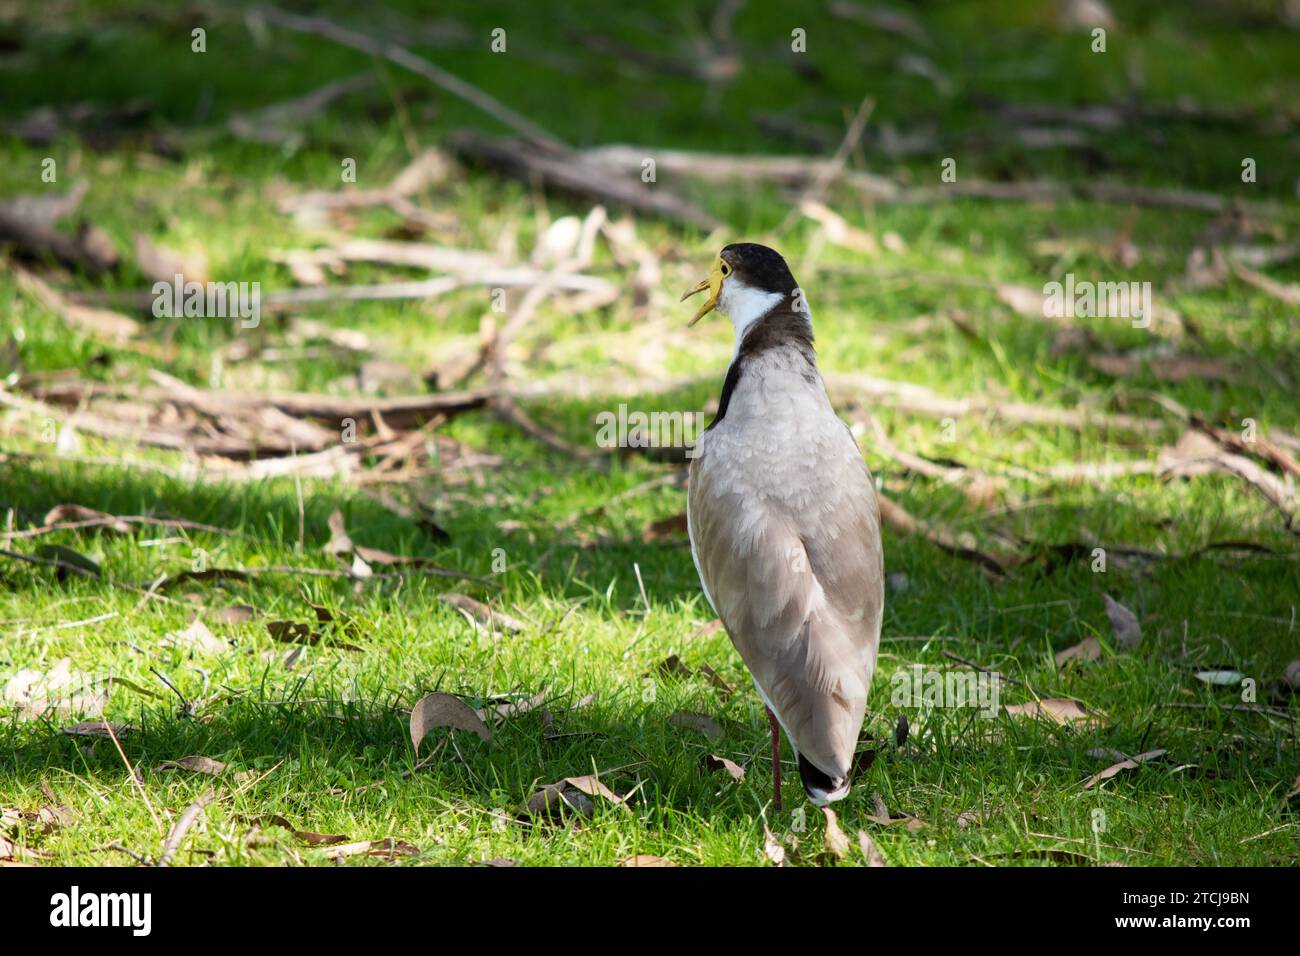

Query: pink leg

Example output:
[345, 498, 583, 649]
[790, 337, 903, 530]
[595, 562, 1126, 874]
[766, 706, 782, 812]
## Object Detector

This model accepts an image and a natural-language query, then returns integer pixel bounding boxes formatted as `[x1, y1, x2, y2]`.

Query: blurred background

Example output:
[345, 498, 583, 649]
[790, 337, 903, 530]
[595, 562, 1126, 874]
[0, 1, 1297, 866]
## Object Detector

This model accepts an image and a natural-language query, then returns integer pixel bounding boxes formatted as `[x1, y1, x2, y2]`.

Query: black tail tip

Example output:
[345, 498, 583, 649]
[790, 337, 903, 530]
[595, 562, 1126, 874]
[797, 752, 850, 805]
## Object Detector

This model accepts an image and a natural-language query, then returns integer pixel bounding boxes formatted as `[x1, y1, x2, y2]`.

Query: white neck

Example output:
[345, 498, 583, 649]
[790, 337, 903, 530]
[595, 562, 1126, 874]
[718, 279, 787, 358]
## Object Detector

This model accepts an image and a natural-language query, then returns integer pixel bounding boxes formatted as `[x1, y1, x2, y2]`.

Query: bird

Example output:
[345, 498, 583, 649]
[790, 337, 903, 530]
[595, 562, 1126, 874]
[680, 242, 884, 808]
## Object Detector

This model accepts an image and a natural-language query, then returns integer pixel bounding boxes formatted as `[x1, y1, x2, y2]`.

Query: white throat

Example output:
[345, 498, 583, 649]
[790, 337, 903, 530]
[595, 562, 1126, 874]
[718, 278, 786, 357]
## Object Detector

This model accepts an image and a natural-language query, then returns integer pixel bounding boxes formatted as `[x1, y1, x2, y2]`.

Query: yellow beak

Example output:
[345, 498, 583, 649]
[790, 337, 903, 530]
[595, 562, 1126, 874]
[680, 257, 725, 326]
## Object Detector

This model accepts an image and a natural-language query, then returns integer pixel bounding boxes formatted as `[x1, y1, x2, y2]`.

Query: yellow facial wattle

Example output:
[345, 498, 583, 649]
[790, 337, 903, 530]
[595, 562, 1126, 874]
[680, 254, 727, 326]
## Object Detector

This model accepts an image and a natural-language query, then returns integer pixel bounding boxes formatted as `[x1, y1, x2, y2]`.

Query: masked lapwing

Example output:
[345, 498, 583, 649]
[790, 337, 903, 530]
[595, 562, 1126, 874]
[681, 242, 884, 808]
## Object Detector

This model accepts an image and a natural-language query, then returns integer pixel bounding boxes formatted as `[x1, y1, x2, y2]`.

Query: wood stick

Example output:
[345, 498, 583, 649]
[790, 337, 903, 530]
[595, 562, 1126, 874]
[259, 6, 564, 148]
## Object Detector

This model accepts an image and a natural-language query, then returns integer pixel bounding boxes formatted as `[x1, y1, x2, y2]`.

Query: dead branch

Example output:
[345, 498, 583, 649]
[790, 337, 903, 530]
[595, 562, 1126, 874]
[450, 132, 723, 230]
[259, 6, 563, 148]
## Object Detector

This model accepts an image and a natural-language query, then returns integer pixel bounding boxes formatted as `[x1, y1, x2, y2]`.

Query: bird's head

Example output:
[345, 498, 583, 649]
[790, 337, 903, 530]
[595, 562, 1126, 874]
[680, 242, 800, 326]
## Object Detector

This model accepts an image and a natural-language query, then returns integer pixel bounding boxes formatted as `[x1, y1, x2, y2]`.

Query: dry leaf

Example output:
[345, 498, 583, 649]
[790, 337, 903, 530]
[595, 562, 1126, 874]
[133, 233, 208, 285]
[763, 825, 785, 866]
[409, 691, 491, 754]
[562, 774, 630, 811]
[1194, 669, 1245, 686]
[1102, 594, 1142, 650]
[525, 771, 629, 820]
[704, 754, 746, 783]
[162, 619, 229, 655]
[329, 838, 419, 859]
[864, 791, 928, 829]
[668, 710, 724, 741]
[5, 659, 108, 720]
[1055, 636, 1102, 666]
[1083, 749, 1166, 789]
[439, 594, 525, 633]
[1005, 698, 1106, 728]
[857, 829, 887, 866]
[822, 807, 851, 860]
[478, 690, 547, 721]
[622, 854, 675, 867]
[63, 721, 136, 737]
[526, 783, 595, 818]
[266, 620, 360, 652]
[41, 504, 132, 534]
[157, 755, 227, 775]
[210, 605, 255, 625]
[695, 662, 734, 698]
[323, 509, 354, 556]
[1283, 661, 1300, 690]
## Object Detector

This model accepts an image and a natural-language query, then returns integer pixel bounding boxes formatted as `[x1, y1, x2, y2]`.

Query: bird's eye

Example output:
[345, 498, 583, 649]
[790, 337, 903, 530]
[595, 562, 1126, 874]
[720, 263, 730, 275]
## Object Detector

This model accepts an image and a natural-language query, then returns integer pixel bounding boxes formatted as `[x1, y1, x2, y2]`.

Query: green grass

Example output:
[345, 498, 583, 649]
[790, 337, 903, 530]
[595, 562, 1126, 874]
[1, 0, 1297, 866]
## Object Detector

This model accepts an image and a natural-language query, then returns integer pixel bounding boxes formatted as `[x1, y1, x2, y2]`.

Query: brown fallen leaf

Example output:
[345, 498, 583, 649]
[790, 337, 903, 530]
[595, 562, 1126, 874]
[668, 710, 724, 741]
[622, 854, 675, 867]
[1083, 749, 1166, 789]
[1005, 698, 1106, 728]
[439, 593, 526, 633]
[525, 770, 630, 820]
[41, 504, 132, 534]
[857, 829, 887, 866]
[822, 807, 851, 860]
[526, 783, 595, 819]
[763, 825, 786, 866]
[1282, 661, 1300, 690]
[865, 791, 928, 829]
[695, 662, 734, 699]
[63, 721, 136, 737]
[157, 755, 227, 775]
[477, 690, 547, 721]
[1285, 776, 1300, 800]
[245, 814, 347, 847]
[409, 691, 492, 755]
[210, 605, 256, 625]
[654, 656, 733, 699]
[656, 655, 692, 679]
[133, 233, 209, 285]
[1055, 636, 1102, 666]
[266, 619, 360, 652]
[562, 774, 631, 812]
[329, 838, 419, 859]
[323, 509, 354, 556]
[162, 619, 229, 655]
[1102, 594, 1142, 650]
[4, 657, 108, 719]
[704, 754, 746, 783]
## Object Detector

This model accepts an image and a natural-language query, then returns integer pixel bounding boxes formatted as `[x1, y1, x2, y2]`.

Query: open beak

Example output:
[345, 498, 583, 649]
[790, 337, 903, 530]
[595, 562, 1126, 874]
[680, 257, 725, 326]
